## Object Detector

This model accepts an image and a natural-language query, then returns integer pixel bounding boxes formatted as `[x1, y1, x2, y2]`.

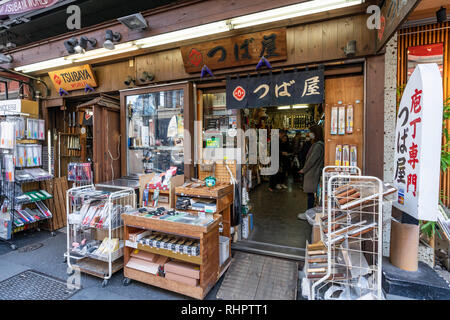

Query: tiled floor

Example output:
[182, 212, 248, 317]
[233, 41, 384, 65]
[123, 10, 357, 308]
[248, 180, 312, 248]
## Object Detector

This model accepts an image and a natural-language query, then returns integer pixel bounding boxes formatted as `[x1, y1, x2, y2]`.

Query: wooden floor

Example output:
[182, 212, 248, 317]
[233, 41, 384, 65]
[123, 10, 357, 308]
[216, 252, 298, 300]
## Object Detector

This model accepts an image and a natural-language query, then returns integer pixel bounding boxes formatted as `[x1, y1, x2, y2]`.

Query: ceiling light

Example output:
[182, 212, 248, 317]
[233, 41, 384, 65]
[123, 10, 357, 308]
[0, 53, 12, 63]
[15, 57, 72, 73]
[64, 37, 78, 54]
[230, 0, 364, 29]
[118, 13, 148, 30]
[135, 21, 231, 48]
[74, 36, 97, 54]
[292, 105, 309, 109]
[104, 30, 122, 50]
[278, 106, 290, 110]
[436, 7, 447, 23]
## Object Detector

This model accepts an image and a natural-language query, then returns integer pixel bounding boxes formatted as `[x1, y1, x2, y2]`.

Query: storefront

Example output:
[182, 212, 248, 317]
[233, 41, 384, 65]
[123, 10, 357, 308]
[1, 0, 418, 300]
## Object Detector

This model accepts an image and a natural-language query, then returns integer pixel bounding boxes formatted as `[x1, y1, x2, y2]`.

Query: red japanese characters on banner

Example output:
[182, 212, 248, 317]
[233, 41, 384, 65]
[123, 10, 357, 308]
[0, 0, 59, 15]
[392, 64, 443, 221]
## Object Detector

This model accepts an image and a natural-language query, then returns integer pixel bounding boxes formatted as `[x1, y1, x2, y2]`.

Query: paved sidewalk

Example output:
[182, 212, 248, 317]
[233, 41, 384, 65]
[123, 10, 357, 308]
[0, 230, 224, 300]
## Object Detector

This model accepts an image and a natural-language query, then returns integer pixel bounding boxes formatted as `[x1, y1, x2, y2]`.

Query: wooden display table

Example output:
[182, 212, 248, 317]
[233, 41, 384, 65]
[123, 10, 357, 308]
[122, 213, 231, 299]
[175, 183, 233, 239]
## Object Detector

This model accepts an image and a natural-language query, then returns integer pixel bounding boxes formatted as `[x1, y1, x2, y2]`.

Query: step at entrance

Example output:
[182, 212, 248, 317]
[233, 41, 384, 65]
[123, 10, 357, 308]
[231, 240, 305, 261]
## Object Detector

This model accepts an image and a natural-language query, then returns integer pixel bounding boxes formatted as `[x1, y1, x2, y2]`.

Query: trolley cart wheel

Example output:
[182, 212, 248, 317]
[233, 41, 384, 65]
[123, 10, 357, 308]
[10, 244, 17, 250]
[51, 232, 56, 237]
[67, 268, 74, 275]
[102, 279, 108, 288]
[123, 277, 131, 286]
[63, 256, 67, 263]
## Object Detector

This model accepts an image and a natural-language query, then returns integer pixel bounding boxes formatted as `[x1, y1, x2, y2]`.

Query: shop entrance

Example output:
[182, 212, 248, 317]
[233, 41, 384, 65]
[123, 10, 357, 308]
[197, 69, 365, 255]
[242, 104, 320, 248]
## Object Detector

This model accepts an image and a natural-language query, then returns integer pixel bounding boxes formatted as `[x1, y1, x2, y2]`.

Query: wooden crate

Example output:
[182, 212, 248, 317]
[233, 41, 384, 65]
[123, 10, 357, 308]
[176, 183, 233, 199]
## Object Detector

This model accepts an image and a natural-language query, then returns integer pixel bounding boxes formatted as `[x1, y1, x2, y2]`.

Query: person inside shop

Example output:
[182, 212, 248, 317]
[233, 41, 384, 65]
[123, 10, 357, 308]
[279, 131, 292, 189]
[297, 125, 324, 219]
[268, 129, 290, 191]
[292, 131, 303, 182]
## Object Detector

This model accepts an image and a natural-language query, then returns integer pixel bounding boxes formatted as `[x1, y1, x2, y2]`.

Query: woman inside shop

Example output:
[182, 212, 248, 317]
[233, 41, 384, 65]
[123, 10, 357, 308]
[297, 125, 324, 217]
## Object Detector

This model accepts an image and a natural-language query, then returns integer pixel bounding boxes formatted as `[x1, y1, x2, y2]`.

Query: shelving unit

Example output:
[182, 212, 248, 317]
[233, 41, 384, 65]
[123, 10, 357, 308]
[306, 172, 390, 300]
[0, 107, 54, 250]
[122, 212, 230, 299]
[175, 183, 233, 239]
[66, 184, 136, 287]
[138, 173, 184, 209]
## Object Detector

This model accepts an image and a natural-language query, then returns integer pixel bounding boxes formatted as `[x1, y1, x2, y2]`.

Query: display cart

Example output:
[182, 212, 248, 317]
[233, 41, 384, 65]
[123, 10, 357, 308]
[309, 173, 389, 300]
[66, 184, 136, 287]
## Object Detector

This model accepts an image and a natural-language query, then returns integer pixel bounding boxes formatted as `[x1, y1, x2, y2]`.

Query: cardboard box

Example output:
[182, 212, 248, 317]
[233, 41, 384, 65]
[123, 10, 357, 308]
[165, 260, 200, 279]
[131, 249, 157, 263]
[390, 219, 419, 271]
[165, 271, 199, 286]
[126, 257, 159, 274]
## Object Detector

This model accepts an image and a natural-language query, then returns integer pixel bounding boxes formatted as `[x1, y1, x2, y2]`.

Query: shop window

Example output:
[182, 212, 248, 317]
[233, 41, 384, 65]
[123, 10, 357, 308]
[126, 89, 184, 175]
[407, 43, 444, 81]
[202, 92, 238, 161]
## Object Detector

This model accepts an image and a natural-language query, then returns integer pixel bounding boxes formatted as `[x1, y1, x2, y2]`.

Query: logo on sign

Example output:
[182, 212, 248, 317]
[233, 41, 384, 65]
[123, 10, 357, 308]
[53, 74, 62, 86]
[233, 86, 246, 101]
[188, 48, 203, 67]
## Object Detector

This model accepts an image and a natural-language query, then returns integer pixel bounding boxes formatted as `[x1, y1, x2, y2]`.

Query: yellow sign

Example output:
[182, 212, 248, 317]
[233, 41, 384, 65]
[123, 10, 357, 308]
[48, 64, 97, 92]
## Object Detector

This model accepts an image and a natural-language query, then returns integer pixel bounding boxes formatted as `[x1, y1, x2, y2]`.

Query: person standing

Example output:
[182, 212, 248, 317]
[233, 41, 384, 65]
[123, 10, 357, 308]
[297, 125, 324, 218]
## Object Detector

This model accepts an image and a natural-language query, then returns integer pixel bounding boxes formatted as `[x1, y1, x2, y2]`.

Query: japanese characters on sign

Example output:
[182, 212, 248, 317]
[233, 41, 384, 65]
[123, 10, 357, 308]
[392, 63, 443, 221]
[226, 69, 324, 109]
[180, 29, 287, 73]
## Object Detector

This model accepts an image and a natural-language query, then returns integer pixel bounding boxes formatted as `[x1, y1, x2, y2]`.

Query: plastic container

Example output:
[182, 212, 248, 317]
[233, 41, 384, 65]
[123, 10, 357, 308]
[219, 235, 230, 266]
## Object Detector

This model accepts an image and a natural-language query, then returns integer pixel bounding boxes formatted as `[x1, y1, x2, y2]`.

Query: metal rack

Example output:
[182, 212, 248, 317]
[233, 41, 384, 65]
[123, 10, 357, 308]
[0, 115, 53, 250]
[309, 173, 384, 300]
[66, 184, 136, 287]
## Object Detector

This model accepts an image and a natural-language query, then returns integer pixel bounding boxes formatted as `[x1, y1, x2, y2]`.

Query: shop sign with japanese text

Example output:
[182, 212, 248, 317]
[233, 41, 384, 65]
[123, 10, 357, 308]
[392, 63, 442, 221]
[0, 0, 60, 15]
[226, 69, 323, 109]
[48, 64, 97, 92]
[180, 28, 286, 73]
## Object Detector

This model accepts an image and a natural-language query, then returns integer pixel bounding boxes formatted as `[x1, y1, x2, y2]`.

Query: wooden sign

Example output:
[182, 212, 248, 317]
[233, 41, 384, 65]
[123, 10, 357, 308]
[376, 0, 420, 52]
[181, 28, 287, 73]
[48, 64, 98, 92]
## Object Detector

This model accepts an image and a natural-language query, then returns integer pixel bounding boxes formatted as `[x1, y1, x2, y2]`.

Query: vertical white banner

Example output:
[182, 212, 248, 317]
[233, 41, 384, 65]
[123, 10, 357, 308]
[392, 64, 443, 221]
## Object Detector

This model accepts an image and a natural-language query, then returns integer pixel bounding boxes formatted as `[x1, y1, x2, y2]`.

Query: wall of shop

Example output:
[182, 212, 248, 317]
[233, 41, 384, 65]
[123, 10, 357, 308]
[40, 13, 376, 100]
[396, 21, 450, 206]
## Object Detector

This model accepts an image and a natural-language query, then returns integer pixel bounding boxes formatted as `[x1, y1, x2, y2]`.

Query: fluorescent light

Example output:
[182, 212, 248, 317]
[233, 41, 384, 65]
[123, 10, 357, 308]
[292, 104, 309, 109]
[230, 0, 364, 29]
[135, 21, 231, 48]
[15, 57, 72, 73]
[278, 106, 291, 110]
